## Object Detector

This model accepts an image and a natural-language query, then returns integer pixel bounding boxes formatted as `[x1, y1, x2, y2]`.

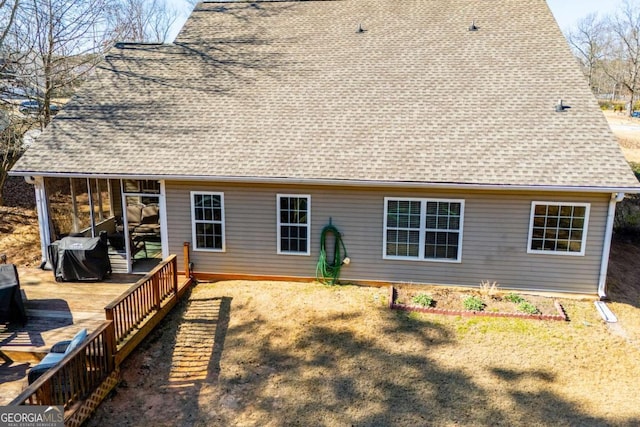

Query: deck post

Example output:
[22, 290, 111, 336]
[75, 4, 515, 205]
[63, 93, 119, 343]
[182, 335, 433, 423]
[172, 257, 178, 296]
[152, 273, 161, 311]
[104, 307, 116, 345]
[105, 321, 116, 370]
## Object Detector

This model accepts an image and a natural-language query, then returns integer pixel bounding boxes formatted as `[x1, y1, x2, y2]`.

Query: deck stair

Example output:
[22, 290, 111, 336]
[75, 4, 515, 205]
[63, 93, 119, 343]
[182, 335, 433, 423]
[108, 247, 128, 274]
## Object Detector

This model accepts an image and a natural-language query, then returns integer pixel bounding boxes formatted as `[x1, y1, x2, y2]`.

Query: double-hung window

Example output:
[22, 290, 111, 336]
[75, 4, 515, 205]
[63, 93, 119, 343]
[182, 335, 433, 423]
[528, 202, 589, 256]
[384, 198, 464, 262]
[277, 194, 310, 255]
[191, 192, 225, 252]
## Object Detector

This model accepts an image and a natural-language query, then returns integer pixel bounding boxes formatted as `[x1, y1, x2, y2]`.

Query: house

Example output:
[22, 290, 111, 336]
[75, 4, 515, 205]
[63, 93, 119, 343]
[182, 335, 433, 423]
[10, 0, 640, 297]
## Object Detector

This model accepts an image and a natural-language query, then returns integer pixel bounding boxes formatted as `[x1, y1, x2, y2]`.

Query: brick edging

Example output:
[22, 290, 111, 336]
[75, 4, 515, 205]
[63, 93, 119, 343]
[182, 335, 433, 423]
[389, 286, 568, 321]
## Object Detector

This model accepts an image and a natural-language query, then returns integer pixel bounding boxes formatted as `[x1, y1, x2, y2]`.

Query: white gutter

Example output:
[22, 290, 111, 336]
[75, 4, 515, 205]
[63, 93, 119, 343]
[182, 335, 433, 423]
[598, 192, 625, 299]
[8, 171, 640, 194]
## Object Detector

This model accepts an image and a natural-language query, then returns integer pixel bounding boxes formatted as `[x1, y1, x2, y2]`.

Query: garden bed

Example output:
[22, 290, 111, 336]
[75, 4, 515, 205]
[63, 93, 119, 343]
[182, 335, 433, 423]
[389, 284, 567, 321]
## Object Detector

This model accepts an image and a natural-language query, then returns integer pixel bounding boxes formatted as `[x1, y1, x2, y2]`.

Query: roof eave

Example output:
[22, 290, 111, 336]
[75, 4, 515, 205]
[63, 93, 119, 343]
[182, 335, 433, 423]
[9, 171, 640, 194]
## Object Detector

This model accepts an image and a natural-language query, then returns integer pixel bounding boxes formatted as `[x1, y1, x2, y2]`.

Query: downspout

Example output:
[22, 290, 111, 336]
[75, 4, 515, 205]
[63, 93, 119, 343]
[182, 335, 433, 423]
[598, 192, 625, 299]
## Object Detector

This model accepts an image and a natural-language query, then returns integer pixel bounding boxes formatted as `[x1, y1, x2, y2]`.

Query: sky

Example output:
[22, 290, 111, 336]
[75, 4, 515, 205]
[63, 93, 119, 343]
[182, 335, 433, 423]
[167, 0, 631, 40]
[546, 0, 628, 30]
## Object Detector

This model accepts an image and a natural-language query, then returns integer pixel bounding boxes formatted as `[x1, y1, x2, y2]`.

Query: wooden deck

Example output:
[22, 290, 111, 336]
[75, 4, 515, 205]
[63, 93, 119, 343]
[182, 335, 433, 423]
[0, 267, 187, 405]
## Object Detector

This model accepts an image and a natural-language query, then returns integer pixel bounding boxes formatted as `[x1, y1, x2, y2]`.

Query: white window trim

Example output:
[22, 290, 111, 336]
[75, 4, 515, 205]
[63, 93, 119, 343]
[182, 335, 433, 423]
[277, 194, 311, 256]
[382, 197, 464, 263]
[527, 201, 590, 257]
[190, 191, 226, 253]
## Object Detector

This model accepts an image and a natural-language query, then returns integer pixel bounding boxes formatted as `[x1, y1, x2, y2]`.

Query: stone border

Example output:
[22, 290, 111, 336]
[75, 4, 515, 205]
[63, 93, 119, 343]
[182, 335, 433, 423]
[388, 286, 568, 321]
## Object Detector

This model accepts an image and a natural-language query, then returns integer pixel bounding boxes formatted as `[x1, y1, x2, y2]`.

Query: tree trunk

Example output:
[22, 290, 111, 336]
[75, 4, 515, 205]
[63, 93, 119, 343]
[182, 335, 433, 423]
[0, 173, 6, 206]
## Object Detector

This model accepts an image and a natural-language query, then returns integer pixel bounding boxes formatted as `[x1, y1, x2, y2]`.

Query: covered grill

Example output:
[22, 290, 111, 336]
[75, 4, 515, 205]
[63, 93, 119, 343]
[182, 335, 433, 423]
[48, 234, 111, 282]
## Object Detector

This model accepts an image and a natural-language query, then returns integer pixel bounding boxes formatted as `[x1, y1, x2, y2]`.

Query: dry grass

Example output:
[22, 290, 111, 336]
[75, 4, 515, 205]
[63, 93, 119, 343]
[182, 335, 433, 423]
[604, 109, 640, 162]
[478, 280, 500, 297]
[606, 238, 640, 346]
[86, 278, 640, 427]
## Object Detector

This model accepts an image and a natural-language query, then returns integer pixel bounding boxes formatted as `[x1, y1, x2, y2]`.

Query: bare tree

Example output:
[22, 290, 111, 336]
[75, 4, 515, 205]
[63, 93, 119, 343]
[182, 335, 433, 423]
[0, 0, 110, 204]
[0, 0, 21, 97]
[107, 0, 179, 44]
[567, 13, 608, 91]
[1, 1, 24, 205]
[0, 0, 20, 48]
[0, 114, 30, 205]
[7, 0, 114, 125]
[605, 0, 640, 115]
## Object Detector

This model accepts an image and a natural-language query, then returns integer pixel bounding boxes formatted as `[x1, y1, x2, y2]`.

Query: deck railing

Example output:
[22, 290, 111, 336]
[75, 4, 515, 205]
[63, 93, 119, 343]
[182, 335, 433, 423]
[11, 322, 115, 408]
[105, 255, 178, 345]
[11, 249, 194, 427]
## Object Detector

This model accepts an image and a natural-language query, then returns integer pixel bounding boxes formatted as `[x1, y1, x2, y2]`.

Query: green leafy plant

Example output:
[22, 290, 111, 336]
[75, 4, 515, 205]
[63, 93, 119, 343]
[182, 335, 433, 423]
[463, 296, 485, 311]
[411, 293, 434, 307]
[504, 293, 525, 304]
[517, 301, 540, 315]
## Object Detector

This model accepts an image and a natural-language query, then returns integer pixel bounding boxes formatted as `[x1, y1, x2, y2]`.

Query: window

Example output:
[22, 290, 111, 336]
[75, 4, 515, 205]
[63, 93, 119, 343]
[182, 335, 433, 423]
[528, 202, 589, 256]
[277, 195, 310, 255]
[384, 198, 464, 262]
[191, 192, 225, 251]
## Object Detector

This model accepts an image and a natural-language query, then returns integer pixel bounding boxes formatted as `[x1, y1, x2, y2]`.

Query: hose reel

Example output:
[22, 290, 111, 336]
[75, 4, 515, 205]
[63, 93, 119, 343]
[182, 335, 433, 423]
[316, 219, 349, 285]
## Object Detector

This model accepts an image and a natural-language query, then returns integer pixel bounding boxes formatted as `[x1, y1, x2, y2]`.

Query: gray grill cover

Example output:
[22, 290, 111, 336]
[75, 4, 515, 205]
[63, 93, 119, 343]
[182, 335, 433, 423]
[48, 236, 111, 282]
[0, 264, 27, 323]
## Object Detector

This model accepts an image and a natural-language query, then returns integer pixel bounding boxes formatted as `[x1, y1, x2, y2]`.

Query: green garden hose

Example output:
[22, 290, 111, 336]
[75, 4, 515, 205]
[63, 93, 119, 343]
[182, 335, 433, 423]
[316, 222, 349, 285]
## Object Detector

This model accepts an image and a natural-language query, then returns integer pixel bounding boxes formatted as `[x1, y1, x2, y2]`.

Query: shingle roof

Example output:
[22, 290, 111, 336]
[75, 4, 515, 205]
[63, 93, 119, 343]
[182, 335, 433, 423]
[12, 0, 640, 189]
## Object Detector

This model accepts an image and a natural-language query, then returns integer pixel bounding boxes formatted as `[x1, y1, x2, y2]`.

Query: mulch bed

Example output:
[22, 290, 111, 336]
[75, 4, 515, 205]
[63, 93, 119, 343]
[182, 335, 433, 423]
[388, 285, 567, 321]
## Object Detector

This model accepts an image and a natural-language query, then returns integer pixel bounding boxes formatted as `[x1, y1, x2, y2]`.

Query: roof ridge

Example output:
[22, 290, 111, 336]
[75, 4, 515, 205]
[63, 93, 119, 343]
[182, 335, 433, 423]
[114, 42, 168, 48]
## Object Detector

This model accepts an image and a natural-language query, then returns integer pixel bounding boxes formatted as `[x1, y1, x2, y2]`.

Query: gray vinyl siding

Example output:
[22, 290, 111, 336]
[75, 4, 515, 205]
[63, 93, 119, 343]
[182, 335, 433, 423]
[165, 181, 610, 294]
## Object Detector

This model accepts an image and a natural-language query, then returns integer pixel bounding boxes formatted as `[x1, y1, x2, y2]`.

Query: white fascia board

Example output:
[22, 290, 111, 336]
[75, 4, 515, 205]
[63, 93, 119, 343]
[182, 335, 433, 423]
[8, 171, 640, 194]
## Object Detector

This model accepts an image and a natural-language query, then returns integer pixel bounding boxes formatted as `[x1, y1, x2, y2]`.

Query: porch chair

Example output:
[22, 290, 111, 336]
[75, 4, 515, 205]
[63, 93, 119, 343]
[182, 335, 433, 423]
[28, 328, 88, 384]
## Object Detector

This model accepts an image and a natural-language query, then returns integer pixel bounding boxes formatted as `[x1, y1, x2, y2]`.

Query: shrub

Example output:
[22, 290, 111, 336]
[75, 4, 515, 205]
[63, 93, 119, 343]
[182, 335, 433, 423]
[411, 293, 434, 307]
[463, 296, 485, 311]
[479, 280, 499, 296]
[517, 301, 540, 315]
[599, 100, 612, 110]
[614, 193, 640, 240]
[504, 293, 525, 304]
